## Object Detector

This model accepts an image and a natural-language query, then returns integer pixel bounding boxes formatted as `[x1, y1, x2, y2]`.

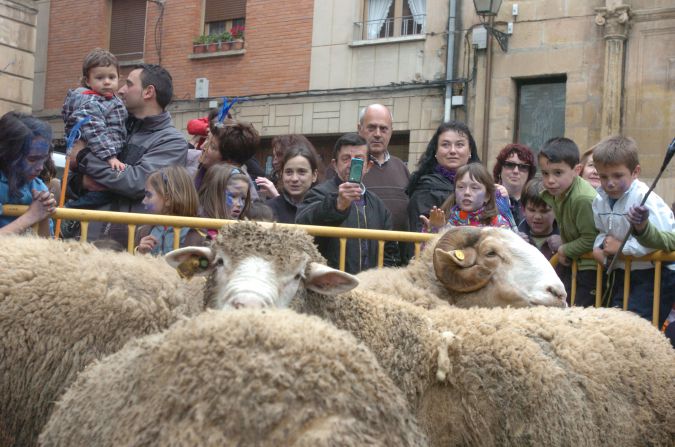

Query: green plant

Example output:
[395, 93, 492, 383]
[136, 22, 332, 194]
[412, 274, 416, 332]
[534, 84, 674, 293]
[218, 31, 233, 42]
[207, 34, 220, 44]
[193, 34, 210, 45]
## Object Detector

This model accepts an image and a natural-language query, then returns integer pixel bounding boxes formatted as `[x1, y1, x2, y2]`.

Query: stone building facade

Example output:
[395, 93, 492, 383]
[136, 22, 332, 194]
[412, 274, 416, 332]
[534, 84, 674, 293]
[32, 0, 674, 204]
[0, 0, 38, 116]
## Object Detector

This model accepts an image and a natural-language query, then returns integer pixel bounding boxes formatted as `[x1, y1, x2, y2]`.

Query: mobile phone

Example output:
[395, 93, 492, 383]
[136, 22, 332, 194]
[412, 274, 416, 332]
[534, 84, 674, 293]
[348, 158, 364, 183]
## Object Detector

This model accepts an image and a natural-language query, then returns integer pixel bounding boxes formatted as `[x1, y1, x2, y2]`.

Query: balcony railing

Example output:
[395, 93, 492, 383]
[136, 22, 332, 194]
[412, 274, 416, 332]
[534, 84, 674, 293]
[353, 14, 426, 42]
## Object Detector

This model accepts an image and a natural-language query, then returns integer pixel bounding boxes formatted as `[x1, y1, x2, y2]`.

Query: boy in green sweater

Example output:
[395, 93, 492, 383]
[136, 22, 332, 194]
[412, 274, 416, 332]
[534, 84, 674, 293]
[539, 137, 599, 306]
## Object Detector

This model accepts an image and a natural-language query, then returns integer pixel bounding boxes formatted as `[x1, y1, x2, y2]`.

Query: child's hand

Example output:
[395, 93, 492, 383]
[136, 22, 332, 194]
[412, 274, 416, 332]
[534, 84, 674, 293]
[429, 206, 446, 229]
[255, 177, 279, 199]
[107, 157, 126, 171]
[592, 247, 606, 265]
[136, 235, 158, 255]
[494, 184, 509, 198]
[547, 234, 562, 253]
[602, 235, 621, 256]
[627, 205, 649, 234]
[556, 245, 570, 266]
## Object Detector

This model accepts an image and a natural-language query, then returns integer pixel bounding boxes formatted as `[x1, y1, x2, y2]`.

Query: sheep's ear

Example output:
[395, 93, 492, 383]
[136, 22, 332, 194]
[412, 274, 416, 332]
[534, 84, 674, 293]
[165, 247, 214, 279]
[305, 262, 359, 295]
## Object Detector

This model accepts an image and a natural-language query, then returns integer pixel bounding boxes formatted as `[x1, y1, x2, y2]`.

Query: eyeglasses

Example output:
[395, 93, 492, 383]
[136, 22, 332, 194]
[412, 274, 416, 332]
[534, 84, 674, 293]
[502, 161, 531, 171]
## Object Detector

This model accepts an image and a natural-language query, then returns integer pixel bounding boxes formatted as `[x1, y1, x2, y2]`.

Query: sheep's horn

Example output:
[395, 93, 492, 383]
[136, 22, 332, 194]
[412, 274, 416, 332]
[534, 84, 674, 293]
[433, 228, 493, 293]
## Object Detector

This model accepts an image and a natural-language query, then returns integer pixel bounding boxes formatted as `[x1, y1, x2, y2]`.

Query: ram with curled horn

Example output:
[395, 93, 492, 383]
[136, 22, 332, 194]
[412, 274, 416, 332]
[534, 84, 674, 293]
[357, 226, 568, 309]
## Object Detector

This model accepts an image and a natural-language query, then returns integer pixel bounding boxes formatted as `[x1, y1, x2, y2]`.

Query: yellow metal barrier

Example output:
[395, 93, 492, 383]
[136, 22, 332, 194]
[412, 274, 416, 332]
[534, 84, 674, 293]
[551, 252, 675, 327]
[4, 205, 673, 327]
[2, 204, 433, 254]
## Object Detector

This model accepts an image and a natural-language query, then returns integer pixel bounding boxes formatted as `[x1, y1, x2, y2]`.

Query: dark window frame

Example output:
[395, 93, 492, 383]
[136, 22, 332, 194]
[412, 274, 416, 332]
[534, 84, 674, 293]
[514, 75, 567, 154]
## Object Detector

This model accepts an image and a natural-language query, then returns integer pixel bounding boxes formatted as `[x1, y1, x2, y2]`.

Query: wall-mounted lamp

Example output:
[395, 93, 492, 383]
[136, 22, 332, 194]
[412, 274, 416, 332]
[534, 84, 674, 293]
[473, 0, 509, 52]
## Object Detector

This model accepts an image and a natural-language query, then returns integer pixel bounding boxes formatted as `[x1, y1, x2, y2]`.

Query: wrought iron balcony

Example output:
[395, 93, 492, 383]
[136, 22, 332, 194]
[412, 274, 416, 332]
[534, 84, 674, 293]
[353, 14, 426, 42]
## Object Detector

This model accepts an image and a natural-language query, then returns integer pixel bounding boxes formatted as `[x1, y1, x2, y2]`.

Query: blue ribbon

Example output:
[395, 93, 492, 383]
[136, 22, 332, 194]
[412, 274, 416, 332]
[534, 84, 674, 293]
[216, 97, 247, 124]
[65, 116, 92, 155]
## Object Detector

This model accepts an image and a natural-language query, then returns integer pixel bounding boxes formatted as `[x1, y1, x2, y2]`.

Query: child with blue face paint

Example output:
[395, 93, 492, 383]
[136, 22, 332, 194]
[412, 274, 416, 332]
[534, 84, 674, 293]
[421, 163, 512, 232]
[198, 163, 251, 239]
[134, 166, 205, 255]
[0, 112, 57, 236]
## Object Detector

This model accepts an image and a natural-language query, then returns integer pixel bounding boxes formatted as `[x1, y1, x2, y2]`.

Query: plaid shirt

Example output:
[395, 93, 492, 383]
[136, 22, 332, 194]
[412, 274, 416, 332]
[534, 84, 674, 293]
[62, 87, 128, 160]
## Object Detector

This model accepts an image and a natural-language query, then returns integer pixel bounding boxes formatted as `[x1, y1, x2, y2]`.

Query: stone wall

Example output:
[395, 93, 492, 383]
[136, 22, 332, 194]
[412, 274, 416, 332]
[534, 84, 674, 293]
[459, 0, 674, 205]
[0, 0, 37, 115]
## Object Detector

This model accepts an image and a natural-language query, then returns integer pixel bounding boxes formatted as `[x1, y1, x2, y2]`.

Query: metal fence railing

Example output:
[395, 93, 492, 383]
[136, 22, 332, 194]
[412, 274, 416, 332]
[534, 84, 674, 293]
[4, 205, 673, 327]
[353, 14, 426, 41]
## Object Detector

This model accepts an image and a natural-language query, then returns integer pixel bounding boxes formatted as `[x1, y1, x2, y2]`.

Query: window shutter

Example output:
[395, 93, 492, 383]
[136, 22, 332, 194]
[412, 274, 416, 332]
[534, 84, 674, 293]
[205, 0, 246, 23]
[110, 0, 147, 61]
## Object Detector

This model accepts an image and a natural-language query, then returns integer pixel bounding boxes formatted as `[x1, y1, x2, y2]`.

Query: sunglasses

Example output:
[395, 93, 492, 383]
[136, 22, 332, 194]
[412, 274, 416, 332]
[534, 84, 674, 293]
[503, 161, 531, 171]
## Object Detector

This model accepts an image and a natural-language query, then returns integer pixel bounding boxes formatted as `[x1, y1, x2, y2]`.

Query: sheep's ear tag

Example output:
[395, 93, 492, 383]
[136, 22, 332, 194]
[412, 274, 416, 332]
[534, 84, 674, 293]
[453, 250, 465, 261]
[177, 257, 209, 279]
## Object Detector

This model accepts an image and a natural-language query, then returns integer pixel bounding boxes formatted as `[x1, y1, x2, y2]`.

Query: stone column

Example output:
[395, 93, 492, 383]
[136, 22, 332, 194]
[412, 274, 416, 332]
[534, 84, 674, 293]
[595, 2, 631, 137]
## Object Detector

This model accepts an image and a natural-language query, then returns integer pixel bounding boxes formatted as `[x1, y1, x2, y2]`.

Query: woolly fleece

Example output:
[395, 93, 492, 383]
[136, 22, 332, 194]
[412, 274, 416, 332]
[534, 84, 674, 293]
[0, 235, 204, 447]
[40, 309, 427, 447]
[297, 289, 675, 447]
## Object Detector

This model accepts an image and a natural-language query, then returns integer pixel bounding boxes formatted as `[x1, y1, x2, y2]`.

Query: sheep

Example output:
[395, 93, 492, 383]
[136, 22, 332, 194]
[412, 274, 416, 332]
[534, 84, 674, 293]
[164, 223, 674, 445]
[357, 226, 568, 309]
[296, 289, 675, 446]
[39, 309, 428, 447]
[164, 223, 565, 310]
[164, 222, 361, 309]
[0, 235, 204, 447]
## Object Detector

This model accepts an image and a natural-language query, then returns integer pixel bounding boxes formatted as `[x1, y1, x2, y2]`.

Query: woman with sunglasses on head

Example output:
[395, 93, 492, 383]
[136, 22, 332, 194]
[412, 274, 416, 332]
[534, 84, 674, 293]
[492, 143, 537, 227]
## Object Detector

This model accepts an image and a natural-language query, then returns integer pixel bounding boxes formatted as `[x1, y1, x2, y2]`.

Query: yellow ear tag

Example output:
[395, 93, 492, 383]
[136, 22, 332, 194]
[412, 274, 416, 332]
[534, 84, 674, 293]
[176, 257, 209, 279]
[454, 250, 465, 261]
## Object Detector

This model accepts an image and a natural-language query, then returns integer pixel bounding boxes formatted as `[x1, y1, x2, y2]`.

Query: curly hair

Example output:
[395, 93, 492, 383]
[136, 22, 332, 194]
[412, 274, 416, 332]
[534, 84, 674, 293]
[207, 109, 260, 165]
[492, 143, 536, 184]
[406, 121, 480, 196]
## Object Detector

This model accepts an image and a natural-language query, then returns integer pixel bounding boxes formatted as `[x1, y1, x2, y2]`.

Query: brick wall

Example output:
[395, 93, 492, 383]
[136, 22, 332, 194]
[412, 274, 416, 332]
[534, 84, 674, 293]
[43, 0, 314, 110]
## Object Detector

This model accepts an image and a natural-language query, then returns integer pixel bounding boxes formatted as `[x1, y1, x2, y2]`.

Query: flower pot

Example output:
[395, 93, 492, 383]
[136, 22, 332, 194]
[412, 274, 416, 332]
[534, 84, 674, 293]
[219, 41, 233, 51]
[207, 42, 218, 52]
[230, 40, 244, 50]
[193, 44, 206, 54]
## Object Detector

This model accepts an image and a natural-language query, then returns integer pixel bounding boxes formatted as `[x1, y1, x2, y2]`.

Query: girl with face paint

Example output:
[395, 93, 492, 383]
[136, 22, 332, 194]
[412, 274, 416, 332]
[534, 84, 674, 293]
[421, 163, 512, 231]
[198, 164, 252, 239]
[135, 166, 205, 255]
[0, 111, 57, 236]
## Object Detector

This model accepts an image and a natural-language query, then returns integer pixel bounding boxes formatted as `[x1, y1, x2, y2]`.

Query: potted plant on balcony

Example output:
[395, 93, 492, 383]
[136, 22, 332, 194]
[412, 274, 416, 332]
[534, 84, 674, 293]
[218, 31, 233, 51]
[206, 34, 219, 52]
[193, 34, 209, 54]
[230, 25, 245, 50]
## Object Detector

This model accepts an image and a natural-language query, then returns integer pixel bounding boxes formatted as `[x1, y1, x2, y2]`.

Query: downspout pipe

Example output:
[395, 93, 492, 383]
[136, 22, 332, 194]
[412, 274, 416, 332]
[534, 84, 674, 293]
[481, 14, 494, 163]
[444, 0, 457, 122]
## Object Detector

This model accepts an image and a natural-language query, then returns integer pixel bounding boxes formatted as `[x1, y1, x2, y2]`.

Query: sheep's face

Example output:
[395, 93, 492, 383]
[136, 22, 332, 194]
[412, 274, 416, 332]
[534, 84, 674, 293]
[165, 223, 359, 310]
[433, 227, 567, 308]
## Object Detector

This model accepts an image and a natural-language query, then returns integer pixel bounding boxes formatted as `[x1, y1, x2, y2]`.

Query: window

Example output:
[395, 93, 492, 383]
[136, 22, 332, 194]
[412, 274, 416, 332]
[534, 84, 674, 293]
[110, 0, 147, 62]
[515, 77, 567, 154]
[205, 0, 246, 38]
[360, 0, 426, 41]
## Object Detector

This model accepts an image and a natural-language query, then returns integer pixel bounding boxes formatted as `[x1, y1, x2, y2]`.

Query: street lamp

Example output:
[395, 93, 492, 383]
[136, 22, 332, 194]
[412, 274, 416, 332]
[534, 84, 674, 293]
[473, 0, 509, 52]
